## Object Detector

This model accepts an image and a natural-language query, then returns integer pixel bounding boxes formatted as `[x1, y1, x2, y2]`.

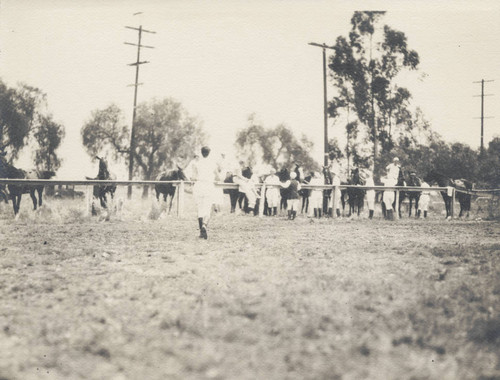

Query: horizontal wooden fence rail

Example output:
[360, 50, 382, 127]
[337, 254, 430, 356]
[1, 178, 497, 218]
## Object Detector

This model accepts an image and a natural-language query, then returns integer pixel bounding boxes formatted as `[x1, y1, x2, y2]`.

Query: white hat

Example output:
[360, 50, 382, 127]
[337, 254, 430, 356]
[393, 157, 399, 162]
[290, 172, 297, 179]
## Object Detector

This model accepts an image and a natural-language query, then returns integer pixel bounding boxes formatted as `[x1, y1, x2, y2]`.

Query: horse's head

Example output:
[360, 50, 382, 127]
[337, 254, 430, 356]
[242, 166, 253, 179]
[96, 156, 110, 179]
[176, 166, 187, 181]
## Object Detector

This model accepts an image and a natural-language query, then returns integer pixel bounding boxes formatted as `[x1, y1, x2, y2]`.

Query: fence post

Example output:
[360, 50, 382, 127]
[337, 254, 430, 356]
[332, 185, 337, 217]
[451, 188, 455, 218]
[395, 189, 400, 219]
[85, 186, 92, 216]
[177, 181, 185, 218]
[259, 183, 266, 217]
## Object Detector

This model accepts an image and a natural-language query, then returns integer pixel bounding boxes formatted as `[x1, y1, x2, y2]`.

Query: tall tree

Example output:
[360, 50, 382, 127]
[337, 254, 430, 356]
[81, 98, 206, 196]
[33, 115, 65, 172]
[235, 115, 319, 172]
[0, 79, 47, 161]
[133, 98, 206, 196]
[81, 104, 129, 161]
[328, 11, 420, 169]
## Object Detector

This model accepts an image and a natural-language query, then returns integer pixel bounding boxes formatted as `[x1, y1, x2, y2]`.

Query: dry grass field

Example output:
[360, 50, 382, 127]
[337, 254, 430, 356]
[0, 188, 499, 380]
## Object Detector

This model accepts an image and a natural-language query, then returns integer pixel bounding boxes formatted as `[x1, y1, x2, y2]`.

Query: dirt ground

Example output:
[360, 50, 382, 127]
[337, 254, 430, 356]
[0, 191, 499, 380]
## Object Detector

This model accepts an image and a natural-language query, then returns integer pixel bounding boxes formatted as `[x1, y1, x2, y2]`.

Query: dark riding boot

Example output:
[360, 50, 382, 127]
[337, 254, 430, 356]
[287, 210, 292, 220]
[314, 209, 317, 218]
[318, 209, 322, 218]
[292, 211, 297, 220]
[424, 211, 428, 218]
[369, 210, 374, 219]
[387, 209, 394, 221]
[417, 210, 421, 218]
[273, 207, 277, 216]
[336, 209, 341, 218]
[328, 207, 333, 218]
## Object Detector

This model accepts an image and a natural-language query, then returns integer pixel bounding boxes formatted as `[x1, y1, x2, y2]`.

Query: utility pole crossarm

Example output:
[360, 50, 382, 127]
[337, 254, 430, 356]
[125, 26, 156, 34]
[124, 42, 155, 49]
[308, 42, 335, 50]
[128, 61, 150, 66]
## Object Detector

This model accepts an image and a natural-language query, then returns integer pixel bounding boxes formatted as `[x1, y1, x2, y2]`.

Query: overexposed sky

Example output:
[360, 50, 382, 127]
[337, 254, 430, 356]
[1, 0, 499, 177]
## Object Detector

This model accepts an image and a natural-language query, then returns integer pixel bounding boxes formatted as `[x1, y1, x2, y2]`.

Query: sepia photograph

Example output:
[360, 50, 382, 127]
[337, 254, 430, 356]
[1, 1, 499, 379]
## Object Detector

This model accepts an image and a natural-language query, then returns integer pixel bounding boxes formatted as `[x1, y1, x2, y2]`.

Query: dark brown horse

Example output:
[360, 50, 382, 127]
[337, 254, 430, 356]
[424, 171, 473, 218]
[405, 170, 421, 217]
[346, 168, 365, 217]
[86, 156, 116, 212]
[0, 152, 55, 215]
[155, 166, 187, 213]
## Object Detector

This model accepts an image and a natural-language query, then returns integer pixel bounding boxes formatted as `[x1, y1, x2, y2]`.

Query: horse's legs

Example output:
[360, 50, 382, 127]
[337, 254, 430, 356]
[100, 193, 107, 208]
[30, 190, 37, 210]
[14, 194, 22, 215]
[408, 198, 413, 217]
[38, 187, 43, 207]
[168, 193, 174, 213]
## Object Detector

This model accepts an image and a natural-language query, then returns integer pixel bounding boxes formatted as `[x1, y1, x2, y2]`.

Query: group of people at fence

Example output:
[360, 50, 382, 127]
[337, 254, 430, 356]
[219, 156, 432, 221]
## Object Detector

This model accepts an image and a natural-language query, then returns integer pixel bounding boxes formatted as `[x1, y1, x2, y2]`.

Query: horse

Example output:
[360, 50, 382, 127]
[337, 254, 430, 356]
[424, 171, 473, 218]
[155, 166, 187, 213]
[86, 156, 116, 212]
[346, 168, 365, 217]
[0, 153, 56, 215]
[405, 170, 421, 217]
[223, 172, 239, 213]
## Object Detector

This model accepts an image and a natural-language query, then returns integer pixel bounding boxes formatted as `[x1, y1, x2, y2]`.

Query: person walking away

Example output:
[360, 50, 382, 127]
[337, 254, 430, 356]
[264, 168, 281, 216]
[418, 180, 431, 218]
[281, 172, 301, 220]
[365, 170, 376, 219]
[309, 171, 324, 218]
[185, 146, 219, 239]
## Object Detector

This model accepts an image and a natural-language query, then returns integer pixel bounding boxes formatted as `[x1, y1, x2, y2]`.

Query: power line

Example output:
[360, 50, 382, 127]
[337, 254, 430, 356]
[473, 79, 494, 154]
[124, 24, 155, 199]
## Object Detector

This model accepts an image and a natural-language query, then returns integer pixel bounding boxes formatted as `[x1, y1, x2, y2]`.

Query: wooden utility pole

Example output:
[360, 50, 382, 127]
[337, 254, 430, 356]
[309, 42, 335, 167]
[125, 25, 155, 199]
[473, 79, 494, 155]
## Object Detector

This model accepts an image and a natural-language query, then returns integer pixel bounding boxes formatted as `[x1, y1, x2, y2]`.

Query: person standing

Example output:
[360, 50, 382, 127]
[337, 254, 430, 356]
[365, 170, 376, 219]
[330, 171, 343, 218]
[386, 157, 401, 183]
[309, 171, 324, 218]
[281, 172, 301, 220]
[418, 180, 431, 218]
[264, 168, 281, 216]
[186, 146, 219, 239]
[382, 175, 396, 220]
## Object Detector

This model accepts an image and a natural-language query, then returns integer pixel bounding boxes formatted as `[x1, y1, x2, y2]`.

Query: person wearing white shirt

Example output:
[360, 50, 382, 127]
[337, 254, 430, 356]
[264, 168, 281, 216]
[365, 171, 376, 219]
[418, 181, 431, 218]
[309, 171, 324, 218]
[185, 146, 219, 239]
[386, 157, 401, 183]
